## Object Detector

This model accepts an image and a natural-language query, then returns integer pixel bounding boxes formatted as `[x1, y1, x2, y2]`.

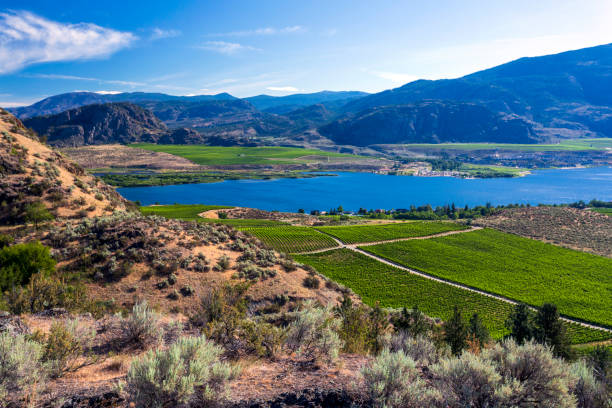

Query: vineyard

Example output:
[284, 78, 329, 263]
[140, 204, 232, 220]
[316, 221, 468, 243]
[363, 228, 612, 327]
[241, 226, 339, 253]
[294, 249, 610, 343]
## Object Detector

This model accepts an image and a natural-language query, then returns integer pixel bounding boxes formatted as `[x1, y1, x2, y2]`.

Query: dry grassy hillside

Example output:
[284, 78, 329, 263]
[0, 109, 127, 225]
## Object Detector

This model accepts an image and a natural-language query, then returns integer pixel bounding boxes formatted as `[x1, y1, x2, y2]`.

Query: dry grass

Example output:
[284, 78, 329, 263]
[474, 206, 612, 258]
[62, 144, 202, 170]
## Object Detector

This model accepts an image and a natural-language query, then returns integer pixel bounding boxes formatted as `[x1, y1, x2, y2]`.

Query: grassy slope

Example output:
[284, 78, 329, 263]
[396, 138, 612, 151]
[241, 226, 339, 254]
[363, 229, 612, 327]
[294, 249, 609, 343]
[316, 222, 468, 243]
[132, 144, 363, 165]
[591, 208, 612, 216]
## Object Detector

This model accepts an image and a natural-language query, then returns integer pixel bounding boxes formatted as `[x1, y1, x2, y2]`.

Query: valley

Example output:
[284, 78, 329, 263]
[2, 31, 612, 407]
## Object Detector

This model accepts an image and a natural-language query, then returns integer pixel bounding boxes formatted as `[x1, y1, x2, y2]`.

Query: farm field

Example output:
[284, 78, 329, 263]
[396, 138, 612, 151]
[241, 226, 339, 253]
[131, 144, 364, 166]
[140, 204, 232, 220]
[362, 228, 612, 327]
[316, 221, 468, 243]
[592, 207, 612, 216]
[293, 249, 610, 343]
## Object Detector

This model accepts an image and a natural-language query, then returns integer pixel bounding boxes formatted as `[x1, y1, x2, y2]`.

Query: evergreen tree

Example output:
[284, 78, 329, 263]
[506, 303, 534, 344]
[444, 306, 467, 355]
[468, 313, 490, 347]
[534, 303, 571, 358]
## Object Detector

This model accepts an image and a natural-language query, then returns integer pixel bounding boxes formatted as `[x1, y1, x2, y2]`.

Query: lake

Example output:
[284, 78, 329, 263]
[118, 167, 612, 212]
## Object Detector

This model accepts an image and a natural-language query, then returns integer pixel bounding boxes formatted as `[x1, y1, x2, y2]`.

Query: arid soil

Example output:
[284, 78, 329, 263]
[474, 206, 612, 258]
[61, 144, 202, 170]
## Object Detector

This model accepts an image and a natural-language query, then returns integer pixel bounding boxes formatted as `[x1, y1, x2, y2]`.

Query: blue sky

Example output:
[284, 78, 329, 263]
[1, 0, 612, 106]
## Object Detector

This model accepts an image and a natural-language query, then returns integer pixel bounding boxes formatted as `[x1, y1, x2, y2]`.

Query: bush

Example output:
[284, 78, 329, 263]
[285, 301, 343, 363]
[0, 241, 56, 291]
[302, 275, 320, 289]
[120, 301, 163, 348]
[43, 319, 96, 378]
[335, 295, 390, 355]
[0, 332, 45, 401]
[126, 335, 231, 408]
[6, 272, 89, 314]
[381, 332, 447, 366]
[482, 339, 576, 408]
[431, 352, 501, 407]
[361, 349, 438, 408]
[215, 255, 231, 271]
[570, 360, 608, 408]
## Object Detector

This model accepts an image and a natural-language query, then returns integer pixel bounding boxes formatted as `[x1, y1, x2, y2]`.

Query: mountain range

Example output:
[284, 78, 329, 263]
[9, 43, 612, 147]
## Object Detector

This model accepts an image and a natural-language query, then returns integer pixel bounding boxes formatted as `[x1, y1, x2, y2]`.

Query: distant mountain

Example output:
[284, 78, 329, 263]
[23, 103, 171, 147]
[8, 91, 237, 119]
[245, 91, 368, 114]
[320, 101, 537, 146]
[340, 43, 612, 141]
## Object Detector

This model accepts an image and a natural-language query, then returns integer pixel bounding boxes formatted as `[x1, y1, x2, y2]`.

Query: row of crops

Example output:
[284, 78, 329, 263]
[362, 228, 612, 328]
[316, 221, 468, 243]
[240, 226, 339, 254]
[294, 248, 611, 344]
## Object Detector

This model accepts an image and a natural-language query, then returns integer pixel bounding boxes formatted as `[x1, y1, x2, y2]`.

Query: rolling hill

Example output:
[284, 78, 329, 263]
[336, 43, 612, 142]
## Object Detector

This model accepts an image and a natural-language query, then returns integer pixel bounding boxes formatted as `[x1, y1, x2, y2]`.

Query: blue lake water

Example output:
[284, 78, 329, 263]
[118, 167, 612, 212]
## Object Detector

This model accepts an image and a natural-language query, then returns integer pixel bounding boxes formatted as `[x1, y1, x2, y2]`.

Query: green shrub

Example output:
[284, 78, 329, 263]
[335, 295, 390, 355]
[285, 301, 343, 363]
[43, 319, 96, 378]
[24, 201, 53, 229]
[120, 301, 163, 348]
[0, 332, 45, 401]
[126, 335, 231, 408]
[0, 241, 55, 291]
[361, 349, 438, 408]
[0, 234, 13, 249]
[6, 272, 89, 314]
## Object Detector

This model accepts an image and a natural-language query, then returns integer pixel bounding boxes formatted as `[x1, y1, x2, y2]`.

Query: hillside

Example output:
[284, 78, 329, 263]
[341, 43, 612, 141]
[23, 103, 169, 147]
[320, 100, 537, 145]
[8, 91, 237, 119]
[245, 90, 368, 114]
[0, 109, 127, 223]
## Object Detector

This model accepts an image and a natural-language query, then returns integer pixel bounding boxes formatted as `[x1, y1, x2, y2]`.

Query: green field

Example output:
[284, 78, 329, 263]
[140, 204, 232, 220]
[362, 229, 612, 327]
[316, 221, 468, 244]
[591, 207, 612, 216]
[396, 138, 612, 151]
[131, 144, 364, 166]
[294, 249, 610, 343]
[241, 226, 339, 253]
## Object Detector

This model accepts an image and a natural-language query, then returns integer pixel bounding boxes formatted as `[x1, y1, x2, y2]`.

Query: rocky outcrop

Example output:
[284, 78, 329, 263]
[23, 103, 169, 147]
[320, 100, 537, 146]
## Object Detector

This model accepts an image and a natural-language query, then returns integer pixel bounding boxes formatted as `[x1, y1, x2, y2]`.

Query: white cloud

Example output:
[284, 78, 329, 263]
[371, 71, 420, 84]
[150, 28, 181, 40]
[209, 26, 305, 37]
[94, 90, 122, 95]
[266, 86, 299, 92]
[0, 10, 135, 74]
[199, 41, 259, 55]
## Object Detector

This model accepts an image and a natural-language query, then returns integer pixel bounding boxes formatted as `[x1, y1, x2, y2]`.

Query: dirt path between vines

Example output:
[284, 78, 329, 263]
[297, 227, 612, 335]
